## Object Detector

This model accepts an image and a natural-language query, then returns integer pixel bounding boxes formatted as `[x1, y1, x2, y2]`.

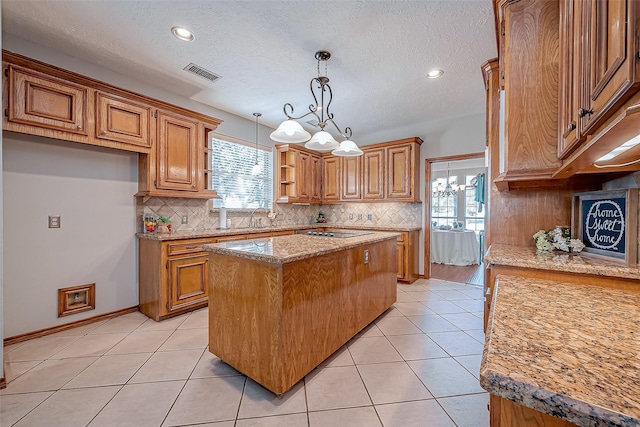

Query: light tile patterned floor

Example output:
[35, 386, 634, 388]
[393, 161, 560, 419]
[1, 278, 488, 427]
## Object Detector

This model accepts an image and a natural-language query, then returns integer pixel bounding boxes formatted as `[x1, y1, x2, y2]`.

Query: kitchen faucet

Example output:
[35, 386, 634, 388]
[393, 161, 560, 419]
[249, 207, 262, 228]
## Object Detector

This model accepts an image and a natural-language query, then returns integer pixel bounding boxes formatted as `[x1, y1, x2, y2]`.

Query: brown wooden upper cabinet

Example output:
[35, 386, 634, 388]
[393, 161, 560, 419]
[362, 148, 385, 200]
[7, 64, 88, 136]
[310, 153, 323, 203]
[493, 0, 562, 190]
[276, 137, 421, 203]
[322, 154, 341, 202]
[559, 0, 640, 159]
[341, 155, 362, 200]
[95, 92, 152, 149]
[156, 111, 199, 192]
[275, 144, 322, 204]
[3, 50, 222, 199]
[387, 143, 415, 199]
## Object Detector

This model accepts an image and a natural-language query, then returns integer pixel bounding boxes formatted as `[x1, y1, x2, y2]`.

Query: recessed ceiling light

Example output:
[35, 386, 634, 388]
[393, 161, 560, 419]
[171, 26, 194, 42]
[427, 69, 444, 79]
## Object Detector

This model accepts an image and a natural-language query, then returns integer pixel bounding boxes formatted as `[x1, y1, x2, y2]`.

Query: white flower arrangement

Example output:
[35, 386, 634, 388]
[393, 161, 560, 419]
[533, 226, 585, 253]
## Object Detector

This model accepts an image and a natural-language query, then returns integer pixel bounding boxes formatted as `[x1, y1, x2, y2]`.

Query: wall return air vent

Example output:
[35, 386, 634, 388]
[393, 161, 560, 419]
[183, 63, 222, 83]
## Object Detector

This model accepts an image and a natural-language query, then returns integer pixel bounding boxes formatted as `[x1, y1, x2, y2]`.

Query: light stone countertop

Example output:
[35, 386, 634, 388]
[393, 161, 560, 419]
[136, 223, 421, 241]
[203, 232, 400, 264]
[485, 243, 640, 280]
[481, 275, 640, 427]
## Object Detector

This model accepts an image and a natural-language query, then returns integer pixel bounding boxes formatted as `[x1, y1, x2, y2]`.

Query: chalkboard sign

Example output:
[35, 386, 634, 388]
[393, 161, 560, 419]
[572, 189, 638, 262]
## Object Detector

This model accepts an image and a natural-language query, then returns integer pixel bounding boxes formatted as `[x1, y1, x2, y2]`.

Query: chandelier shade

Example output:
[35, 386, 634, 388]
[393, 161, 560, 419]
[271, 50, 362, 157]
[332, 139, 363, 156]
[269, 119, 311, 143]
[305, 130, 339, 151]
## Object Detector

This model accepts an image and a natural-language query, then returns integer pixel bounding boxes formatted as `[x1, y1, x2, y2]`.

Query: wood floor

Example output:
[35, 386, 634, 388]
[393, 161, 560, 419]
[430, 262, 484, 287]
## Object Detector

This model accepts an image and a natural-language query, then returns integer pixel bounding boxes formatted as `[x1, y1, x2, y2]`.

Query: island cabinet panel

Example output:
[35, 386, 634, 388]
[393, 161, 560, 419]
[156, 111, 199, 192]
[362, 148, 385, 200]
[208, 238, 397, 394]
[8, 65, 88, 135]
[95, 92, 152, 149]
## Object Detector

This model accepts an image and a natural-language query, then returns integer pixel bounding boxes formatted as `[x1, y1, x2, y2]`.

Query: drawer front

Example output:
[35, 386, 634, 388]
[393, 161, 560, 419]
[167, 238, 215, 256]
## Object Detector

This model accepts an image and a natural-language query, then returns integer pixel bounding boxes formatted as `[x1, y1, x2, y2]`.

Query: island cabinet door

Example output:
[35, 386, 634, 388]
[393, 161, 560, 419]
[166, 254, 208, 313]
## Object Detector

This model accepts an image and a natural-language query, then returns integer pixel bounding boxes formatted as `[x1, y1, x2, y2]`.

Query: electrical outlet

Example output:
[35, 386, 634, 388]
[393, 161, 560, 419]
[367, 214, 372, 220]
[349, 213, 353, 220]
[48, 215, 61, 228]
[364, 249, 369, 264]
[181, 215, 188, 224]
[358, 214, 363, 220]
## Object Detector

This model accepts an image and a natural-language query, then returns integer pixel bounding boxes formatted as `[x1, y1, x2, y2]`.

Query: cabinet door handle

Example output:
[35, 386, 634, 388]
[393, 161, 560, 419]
[578, 108, 593, 118]
[567, 123, 576, 131]
[185, 245, 197, 249]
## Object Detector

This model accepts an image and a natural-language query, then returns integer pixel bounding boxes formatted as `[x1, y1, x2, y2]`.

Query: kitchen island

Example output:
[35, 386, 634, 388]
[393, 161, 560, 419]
[481, 275, 640, 427]
[204, 232, 398, 394]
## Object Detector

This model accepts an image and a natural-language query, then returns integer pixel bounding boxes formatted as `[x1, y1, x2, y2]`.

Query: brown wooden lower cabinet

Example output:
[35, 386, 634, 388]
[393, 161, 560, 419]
[490, 395, 578, 427]
[138, 230, 295, 321]
[396, 230, 419, 284]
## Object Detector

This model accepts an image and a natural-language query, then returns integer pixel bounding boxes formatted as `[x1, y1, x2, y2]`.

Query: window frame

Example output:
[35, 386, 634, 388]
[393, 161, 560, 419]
[208, 132, 274, 210]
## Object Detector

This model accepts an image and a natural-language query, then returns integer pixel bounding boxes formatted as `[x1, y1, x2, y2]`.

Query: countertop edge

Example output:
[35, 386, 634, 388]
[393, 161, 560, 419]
[136, 224, 421, 241]
[479, 369, 638, 427]
[204, 233, 399, 264]
[484, 244, 640, 281]
[480, 275, 640, 427]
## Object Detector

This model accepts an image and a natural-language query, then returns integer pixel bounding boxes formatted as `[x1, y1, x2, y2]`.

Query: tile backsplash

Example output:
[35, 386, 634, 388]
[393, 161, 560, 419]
[137, 197, 422, 232]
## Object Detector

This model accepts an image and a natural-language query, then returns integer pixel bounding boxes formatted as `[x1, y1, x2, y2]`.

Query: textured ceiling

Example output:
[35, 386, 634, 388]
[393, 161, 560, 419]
[2, 0, 497, 145]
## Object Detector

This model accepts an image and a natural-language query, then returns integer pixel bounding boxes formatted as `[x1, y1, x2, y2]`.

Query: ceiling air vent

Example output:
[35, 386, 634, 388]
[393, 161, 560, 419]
[183, 63, 222, 83]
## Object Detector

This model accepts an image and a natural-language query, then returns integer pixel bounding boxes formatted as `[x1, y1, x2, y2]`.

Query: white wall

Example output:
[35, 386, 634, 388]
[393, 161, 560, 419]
[417, 113, 486, 275]
[3, 134, 138, 337]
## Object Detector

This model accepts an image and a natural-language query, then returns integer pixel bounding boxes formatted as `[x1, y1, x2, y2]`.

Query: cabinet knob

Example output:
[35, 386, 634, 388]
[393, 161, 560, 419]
[100, 131, 106, 135]
[578, 108, 594, 118]
[76, 125, 82, 130]
[567, 123, 576, 131]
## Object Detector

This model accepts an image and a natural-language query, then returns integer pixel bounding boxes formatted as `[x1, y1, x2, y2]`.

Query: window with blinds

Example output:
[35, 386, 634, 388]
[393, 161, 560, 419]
[209, 134, 273, 209]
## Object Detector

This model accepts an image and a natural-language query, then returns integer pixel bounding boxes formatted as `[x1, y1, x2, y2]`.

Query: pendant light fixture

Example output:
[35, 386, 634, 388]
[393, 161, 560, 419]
[270, 50, 363, 156]
[251, 113, 262, 176]
[433, 163, 465, 198]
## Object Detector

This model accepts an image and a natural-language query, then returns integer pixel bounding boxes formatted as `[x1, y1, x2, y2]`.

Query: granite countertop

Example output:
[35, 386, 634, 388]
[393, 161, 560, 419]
[485, 243, 640, 281]
[136, 223, 421, 241]
[203, 232, 400, 264]
[481, 275, 640, 427]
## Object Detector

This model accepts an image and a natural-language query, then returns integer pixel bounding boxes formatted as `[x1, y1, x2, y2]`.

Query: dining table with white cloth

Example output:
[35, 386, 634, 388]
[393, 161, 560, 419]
[430, 229, 480, 265]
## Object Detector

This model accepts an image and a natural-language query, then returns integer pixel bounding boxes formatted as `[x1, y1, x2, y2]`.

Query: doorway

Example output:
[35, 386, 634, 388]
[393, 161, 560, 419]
[425, 153, 486, 286]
